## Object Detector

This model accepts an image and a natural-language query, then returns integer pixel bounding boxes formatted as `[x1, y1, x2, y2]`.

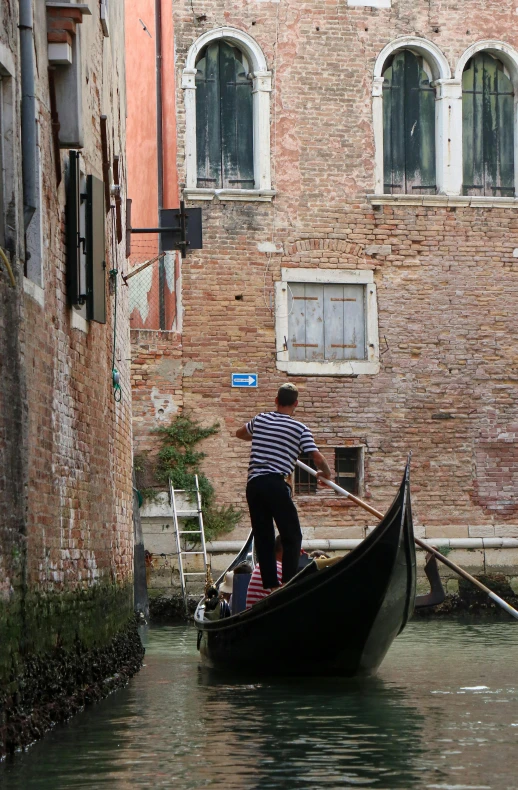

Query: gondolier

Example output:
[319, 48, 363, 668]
[236, 383, 332, 590]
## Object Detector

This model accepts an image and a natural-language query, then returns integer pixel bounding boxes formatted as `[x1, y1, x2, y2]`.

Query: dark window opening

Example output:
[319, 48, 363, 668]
[335, 447, 362, 496]
[462, 53, 514, 197]
[382, 49, 436, 195]
[195, 41, 254, 189]
[294, 453, 317, 495]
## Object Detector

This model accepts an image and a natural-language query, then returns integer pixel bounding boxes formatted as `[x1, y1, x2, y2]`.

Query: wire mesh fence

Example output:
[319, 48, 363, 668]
[127, 234, 178, 330]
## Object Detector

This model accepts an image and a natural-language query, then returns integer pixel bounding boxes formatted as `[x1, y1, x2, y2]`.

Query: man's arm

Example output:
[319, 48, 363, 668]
[236, 425, 253, 441]
[309, 450, 332, 482]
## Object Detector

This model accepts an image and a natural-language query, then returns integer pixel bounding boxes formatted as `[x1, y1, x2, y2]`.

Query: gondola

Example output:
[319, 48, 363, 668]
[194, 462, 416, 677]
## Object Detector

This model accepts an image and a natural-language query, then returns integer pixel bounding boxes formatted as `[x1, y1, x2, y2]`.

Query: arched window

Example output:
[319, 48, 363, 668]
[462, 52, 515, 196]
[195, 41, 254, 190]
[382, 50, 436, 194]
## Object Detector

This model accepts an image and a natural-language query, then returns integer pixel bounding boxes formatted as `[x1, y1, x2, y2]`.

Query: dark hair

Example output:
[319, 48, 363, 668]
[277, 383, 298, 406]
[234, 562, 253, 574]
[274, 534, 283, 554]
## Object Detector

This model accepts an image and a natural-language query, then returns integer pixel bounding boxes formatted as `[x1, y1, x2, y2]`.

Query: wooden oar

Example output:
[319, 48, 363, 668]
[296, 460, 518, 621]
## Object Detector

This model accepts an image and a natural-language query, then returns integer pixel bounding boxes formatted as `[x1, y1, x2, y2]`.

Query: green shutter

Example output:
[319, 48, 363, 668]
[66, 150, 82, 306]
[383, 50, 436, 194]
[86, 175, 106, 323]
[196, 42, 253, 189]
[463, 53, 514, 196]
[196, 43, 222, 188]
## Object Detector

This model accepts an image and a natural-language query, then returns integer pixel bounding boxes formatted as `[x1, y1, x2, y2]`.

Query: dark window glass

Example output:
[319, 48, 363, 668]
[294, 453, 317, 495]
[462, 53, 514, 197]
[383, 50, 436, 195]
[335, 448, 361, 496]
[195, 42, 254, 189]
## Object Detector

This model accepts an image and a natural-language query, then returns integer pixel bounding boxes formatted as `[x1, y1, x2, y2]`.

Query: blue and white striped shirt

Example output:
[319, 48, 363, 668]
[245, 412, 318, 481]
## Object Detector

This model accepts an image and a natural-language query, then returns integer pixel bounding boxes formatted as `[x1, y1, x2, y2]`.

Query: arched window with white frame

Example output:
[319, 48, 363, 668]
[182, 28, 274, 201]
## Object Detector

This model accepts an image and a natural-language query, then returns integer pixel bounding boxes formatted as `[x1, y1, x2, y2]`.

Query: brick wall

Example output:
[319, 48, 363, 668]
[130, 0, 518, 547]
[0, 0, 137, 729]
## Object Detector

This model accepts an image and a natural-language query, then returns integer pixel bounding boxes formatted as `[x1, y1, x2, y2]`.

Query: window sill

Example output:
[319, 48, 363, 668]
[368, 194, 518, 208]
[183, 188, 276, 203]
[70, 308, 89, 334]
[276, 359, 380, 376]
[23, 277, 44, 307]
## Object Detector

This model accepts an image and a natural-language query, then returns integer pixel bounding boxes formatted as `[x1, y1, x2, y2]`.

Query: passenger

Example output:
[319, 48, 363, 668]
[246, 535, 283, 608]
[236, 382, 332, 591]
[219, 571, 234, 604]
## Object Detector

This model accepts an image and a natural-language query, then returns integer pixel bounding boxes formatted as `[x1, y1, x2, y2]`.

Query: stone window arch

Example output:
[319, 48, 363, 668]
[372, 37, 452, 195]
[182, 28, 274, 202]
[456, 42, 518, 198]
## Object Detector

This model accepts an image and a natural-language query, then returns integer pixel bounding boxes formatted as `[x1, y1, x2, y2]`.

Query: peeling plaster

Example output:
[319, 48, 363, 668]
[151, 386, 179, 421]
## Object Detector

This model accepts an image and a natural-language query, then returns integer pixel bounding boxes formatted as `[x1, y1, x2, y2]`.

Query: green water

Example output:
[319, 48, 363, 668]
[1, 619, 518, 789]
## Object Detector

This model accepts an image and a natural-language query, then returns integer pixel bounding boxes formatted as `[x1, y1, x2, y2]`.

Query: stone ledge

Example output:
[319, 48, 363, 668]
[367, 194, 518, 208]
[183, 188, 276, 203]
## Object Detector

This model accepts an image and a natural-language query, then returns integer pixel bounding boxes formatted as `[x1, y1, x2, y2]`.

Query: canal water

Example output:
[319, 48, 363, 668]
[1, 618, 517, 789]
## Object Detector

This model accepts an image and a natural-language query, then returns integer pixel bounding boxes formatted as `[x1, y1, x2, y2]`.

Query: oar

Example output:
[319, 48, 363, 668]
[296, 460, 518, 621]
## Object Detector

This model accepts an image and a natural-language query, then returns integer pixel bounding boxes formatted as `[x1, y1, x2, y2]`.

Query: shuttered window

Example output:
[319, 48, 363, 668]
[383, 50, 436, 195]
[196, 42, 254, 189]
[462, 53, 514, 197]
[288, 283, 366, 362]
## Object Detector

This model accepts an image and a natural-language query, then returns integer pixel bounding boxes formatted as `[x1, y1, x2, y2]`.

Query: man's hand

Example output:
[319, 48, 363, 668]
[310, 451, 332, 484]
[236, 425, 253, 441]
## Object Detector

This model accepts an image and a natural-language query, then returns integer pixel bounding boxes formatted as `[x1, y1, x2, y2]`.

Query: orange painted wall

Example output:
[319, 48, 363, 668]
[125, 0, 179, 229]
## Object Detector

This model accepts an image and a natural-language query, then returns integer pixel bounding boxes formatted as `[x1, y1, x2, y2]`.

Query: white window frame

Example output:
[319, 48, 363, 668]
[182, 27, 275, 203]
[371, 37, 518, 206]
[0, 43, 15, 252]
[275, 268, 380, 377]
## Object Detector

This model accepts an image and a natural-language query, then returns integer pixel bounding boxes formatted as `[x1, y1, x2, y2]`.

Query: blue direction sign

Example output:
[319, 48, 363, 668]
[232, 373, 258, 388]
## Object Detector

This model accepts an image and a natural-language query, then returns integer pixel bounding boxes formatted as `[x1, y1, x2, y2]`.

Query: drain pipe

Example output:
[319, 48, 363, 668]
[155, 0, 166, 329]
[19, 0, 37, 229]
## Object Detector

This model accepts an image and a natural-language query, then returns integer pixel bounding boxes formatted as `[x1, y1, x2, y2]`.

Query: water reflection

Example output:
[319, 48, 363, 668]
[1, 619, 518, 789]
[197, 664, 426, 789]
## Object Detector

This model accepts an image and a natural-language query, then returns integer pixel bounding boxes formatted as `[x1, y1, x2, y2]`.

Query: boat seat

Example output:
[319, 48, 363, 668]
[314, 555, 344, 570]
[231, 572, 251, 615]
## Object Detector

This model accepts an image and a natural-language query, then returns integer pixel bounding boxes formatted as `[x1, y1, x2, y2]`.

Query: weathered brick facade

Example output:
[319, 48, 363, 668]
[0, 0, 140, 756]
[129, 1, 518, 564]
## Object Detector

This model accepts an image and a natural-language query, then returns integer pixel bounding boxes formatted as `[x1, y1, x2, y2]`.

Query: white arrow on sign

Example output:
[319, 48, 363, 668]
[232, 373, 258, 387]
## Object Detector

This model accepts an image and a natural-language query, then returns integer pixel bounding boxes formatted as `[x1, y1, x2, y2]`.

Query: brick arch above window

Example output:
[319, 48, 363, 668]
[182, 27, 275, 203]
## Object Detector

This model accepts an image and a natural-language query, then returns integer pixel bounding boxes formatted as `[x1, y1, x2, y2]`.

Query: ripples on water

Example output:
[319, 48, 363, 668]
[1, 619, 517, 789]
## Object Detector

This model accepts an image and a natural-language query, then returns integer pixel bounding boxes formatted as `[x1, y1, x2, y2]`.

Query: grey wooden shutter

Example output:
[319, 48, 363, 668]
[463, 53, 514, 196]
[383, 50, 436, 194]
[86, 175, 106, 323]
[196, 42, 253, 189]
[66, 150, 82, 305]
[288, 283, 366, 362]
[196, 43, 222, 188]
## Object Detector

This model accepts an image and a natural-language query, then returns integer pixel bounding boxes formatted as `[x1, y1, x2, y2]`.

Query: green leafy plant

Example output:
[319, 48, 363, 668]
[135, 413, 242, 543]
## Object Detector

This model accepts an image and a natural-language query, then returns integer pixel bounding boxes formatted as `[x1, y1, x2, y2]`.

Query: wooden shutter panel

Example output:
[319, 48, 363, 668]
[219, 42, 254, 188]
[66, 150, 82, 305]
[86, 175, 106, 323]
[383, 50, 436, 194]
[196, 43, 222, 188]
[463, 53, 514, 196]
[288, 283, 324, 361]
[324, 284, 366, 361]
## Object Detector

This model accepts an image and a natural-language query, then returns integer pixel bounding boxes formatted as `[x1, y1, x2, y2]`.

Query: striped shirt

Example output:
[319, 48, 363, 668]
[246, 561, 283, 608]
[245, 412, 318, 481]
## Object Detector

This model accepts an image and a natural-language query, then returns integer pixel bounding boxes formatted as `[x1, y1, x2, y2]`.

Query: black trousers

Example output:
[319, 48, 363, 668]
[246, 473, 302, 589]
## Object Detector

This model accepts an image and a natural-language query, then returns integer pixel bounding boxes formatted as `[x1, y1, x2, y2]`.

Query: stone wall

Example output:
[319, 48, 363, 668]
[0, 0, 139, 757]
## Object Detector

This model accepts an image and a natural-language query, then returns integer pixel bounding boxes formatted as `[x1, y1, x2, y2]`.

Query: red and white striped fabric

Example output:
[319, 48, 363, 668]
[245, 561, 282, 608]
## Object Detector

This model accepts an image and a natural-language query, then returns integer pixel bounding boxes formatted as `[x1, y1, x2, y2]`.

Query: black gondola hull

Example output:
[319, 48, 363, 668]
[195, 464, 416, 677]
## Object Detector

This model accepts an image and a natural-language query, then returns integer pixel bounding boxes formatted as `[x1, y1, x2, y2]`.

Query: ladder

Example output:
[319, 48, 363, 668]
[170, 474, 208, 612]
